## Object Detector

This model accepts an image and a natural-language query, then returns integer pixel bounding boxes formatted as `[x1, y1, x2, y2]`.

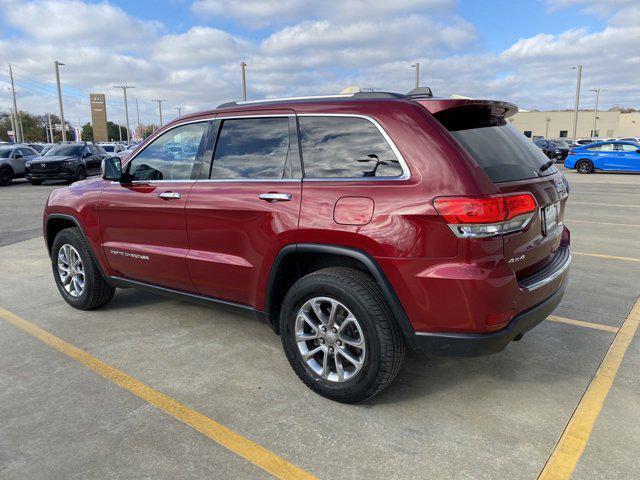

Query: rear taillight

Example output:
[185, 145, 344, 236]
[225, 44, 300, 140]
[568, 149, 575, 155]
[434, 193, 537, 238]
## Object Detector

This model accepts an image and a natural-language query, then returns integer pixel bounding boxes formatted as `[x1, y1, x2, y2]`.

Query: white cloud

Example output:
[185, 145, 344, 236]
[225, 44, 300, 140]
[0, 0, 638, 128]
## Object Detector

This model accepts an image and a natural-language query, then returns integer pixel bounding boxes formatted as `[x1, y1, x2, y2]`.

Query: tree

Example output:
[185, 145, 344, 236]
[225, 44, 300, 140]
[81, 123, 94, 141]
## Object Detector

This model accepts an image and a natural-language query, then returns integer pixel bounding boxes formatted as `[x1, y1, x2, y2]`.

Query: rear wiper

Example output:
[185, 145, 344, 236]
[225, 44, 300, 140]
[539, 159, 555, 172]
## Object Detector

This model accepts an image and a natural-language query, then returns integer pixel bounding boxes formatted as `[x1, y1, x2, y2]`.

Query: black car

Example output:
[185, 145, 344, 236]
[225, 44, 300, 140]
[533, 139, 571, 162]
[25, 142, 108, 185]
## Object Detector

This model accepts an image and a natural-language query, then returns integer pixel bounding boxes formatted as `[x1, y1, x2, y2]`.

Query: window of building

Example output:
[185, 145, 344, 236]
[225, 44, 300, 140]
[590, 130, 600, 138]
[523, 131, 532, 138]
[559, 130, 568, 138]
[210, 117, 291, 179]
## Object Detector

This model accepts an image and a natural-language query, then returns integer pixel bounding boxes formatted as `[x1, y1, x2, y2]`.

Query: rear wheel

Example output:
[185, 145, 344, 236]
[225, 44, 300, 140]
[576, 159, 594, 174]
[51, 227, 115, 310]
[280, 267, 405, 403]
[0, 167, 13, 187]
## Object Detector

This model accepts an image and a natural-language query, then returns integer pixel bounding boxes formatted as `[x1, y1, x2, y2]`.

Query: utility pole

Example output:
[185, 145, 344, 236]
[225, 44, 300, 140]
[77, 119, 82, 141]
[8, 109, 17, 144]
[241, 62, 247, 101]
[152, 99, 166, 126]
[411, 62, 420, 89]
[135, 98, 141, 141]
[47, 113, 54, 143]
[118, 123, 123, 142]
[589, 88, 605, 139]
[8, 64, 22, 143]
[113, 85, 135, 143]
[571, 64, 582, 143]
[54, 61, 66, 141]
[174, 107, 184, 117]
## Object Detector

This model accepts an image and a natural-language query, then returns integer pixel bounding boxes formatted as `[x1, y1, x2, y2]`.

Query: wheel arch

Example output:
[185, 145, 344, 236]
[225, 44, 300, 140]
[265, 243, 414, 335]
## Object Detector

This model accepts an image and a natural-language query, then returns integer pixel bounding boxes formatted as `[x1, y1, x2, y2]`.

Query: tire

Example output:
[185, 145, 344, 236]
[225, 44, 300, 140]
[29, 179, 43, 185]
[0, 167, 13, 187]
[51, 227, 115, 310]
[576, 159, 594, 174]
[280, 267, 405, 403]
[71, 166, 86, 183]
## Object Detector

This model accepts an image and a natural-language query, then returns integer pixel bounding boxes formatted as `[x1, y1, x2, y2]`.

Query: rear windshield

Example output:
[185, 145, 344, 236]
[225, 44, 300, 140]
[442, 113, 557, 183]
[102, 145, 115, 152]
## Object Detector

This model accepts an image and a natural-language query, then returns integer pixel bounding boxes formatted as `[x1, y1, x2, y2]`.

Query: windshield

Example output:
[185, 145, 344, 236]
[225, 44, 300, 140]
[45, 145, 82, 157]
[447, 118, 558, 183]
[0, 148, 12, 158]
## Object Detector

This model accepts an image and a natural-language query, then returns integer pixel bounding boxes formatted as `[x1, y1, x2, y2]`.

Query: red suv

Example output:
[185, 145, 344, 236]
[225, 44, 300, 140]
[43, 90, 571, 403]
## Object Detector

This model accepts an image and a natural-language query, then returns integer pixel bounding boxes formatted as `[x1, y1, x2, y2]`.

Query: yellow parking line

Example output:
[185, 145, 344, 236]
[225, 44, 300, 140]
[547, 315, 619, 334]
[538, 297, 640, 480]
[566, 219, 640, 228]
[572, 252, 640, 263]
[0, 306, 316, 480]
[569, 202, 640, 208]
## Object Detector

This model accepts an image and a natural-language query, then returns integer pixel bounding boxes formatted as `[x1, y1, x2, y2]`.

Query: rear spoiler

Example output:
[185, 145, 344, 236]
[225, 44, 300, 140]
[415, 99, 518, 119]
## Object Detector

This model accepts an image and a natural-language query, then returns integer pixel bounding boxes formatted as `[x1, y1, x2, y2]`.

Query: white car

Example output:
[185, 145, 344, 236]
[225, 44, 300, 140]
[617, 137, 640, 145]
[115, 143, 140, 160]
[98, 142, 127, 155]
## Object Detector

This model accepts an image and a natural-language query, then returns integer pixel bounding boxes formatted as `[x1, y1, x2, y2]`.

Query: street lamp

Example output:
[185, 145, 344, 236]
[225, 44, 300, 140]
[545, 117, 551, 138]
[411, 63, 420, 89]
[570, 65, 582, 143]
[54, 61, 66, 141]
[241, 62, 247, 101]
[589, 88, 605, 139]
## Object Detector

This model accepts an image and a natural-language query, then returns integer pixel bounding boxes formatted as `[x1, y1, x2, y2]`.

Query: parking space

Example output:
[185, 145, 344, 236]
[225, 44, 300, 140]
[0, 169, 639, 479]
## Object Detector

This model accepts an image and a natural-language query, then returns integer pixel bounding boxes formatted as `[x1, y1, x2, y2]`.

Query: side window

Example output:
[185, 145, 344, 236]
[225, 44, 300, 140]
[298, 116, 403, 178]
[600, 143, 615, 152]
[90, 145, 100, 155]
[128, 122, 206, 181]
[587, 145, 601, 151]
[210, 117, 291, 179]
[620, 144, 639, 152]
[82, 146, 92, 157]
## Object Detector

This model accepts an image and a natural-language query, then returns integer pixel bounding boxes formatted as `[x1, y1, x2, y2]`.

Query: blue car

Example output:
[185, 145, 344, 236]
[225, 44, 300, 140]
[565, 141, 640, 174]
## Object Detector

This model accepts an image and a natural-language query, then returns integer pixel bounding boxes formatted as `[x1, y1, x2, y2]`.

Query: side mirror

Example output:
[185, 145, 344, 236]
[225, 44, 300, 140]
[101, 157, 124, 181]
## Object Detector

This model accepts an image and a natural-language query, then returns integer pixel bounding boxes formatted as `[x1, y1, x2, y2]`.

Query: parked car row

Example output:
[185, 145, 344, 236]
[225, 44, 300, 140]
[0, 140, 141, 187]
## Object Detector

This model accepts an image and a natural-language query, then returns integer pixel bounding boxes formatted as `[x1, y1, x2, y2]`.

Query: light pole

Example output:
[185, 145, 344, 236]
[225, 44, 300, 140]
[152, 99, 166, 126]
[174, 107, 184, 117]
[8, 64, 22, 143]
[47, 113, 54, 143]
[411, 63, 420, 89]
[113, 85, 135, 143]
[54, 61, 66, 141]
[571, 64, 582, 143]
[589, 88, 605, 139]
[241, 62, 247, 101]
[135, 98, 141, 140]
[545, 117, 551, 138]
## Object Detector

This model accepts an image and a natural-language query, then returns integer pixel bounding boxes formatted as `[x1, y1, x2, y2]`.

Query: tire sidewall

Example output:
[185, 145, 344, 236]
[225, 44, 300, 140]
[0, 167, 12, 186]
[280, 276, 383, 399]
[576, 160, 593, 174]
[51, 229, 98, 309]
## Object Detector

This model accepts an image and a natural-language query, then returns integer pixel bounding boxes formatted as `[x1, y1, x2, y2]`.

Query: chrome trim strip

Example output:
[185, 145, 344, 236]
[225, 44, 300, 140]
[521, 250, 571, 292]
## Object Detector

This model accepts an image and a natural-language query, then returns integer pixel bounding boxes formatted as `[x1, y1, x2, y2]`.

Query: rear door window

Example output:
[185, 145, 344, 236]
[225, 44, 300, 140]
[298, 116, 404, 178]
[444, 115, 557, 183]
[210, 117, 292, 179]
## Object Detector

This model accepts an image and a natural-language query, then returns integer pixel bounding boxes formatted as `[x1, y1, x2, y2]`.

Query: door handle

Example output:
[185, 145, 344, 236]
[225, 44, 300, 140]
[258, 193, 292, 202]
[157, 192, 182, 199]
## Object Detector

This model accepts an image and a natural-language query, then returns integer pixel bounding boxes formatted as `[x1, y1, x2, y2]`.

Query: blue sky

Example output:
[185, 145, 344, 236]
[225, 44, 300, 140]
[0, 0, 638, 124]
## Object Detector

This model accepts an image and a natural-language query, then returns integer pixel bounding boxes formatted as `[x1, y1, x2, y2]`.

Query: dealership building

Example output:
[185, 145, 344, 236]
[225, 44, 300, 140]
[508, 110, 640, 140]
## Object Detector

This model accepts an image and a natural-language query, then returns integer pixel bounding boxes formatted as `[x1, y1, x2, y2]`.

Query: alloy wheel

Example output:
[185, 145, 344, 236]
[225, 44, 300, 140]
[57, 244, 85, 297]
[295, 296, 366, 382]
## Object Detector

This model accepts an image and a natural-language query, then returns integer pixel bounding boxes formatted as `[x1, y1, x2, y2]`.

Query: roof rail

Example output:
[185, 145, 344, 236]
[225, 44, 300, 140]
[217, 91, 408, 109]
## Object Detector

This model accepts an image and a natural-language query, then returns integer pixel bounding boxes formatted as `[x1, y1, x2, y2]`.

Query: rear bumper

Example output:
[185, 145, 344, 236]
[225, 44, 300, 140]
[405, 273, 568, 357]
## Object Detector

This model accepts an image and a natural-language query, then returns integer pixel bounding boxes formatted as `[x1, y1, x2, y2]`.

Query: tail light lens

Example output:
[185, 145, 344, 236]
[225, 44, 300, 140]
[434, 193, 537, 238]
[568, 149, 575, 155]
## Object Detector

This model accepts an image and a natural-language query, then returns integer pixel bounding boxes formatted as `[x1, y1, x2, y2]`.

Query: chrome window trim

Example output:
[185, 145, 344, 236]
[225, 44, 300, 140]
[296, 113, 411, 181]
[123, 112, 410, 184]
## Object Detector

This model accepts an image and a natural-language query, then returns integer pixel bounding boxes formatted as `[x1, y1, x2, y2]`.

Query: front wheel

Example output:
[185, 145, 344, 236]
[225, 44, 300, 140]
[51, 227, 115, 310]
[0, 167, 13, 187]
[280, 267, 405, 403]
[576, 159, 594, 174]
